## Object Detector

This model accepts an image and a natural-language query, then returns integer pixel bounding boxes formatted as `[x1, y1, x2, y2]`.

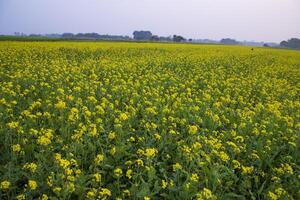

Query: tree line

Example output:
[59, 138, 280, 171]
[61, 33, 131, 40]
[280, 38, 300, 49]
[8, 31, 300, 49]
[133, 31, 187, 42]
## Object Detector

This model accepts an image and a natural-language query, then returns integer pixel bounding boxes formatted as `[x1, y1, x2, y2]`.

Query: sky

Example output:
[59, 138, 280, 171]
[0, 0, 299, 42]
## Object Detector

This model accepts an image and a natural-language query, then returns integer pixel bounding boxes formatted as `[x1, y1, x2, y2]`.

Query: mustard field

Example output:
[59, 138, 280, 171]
[0, 41, 299, 200]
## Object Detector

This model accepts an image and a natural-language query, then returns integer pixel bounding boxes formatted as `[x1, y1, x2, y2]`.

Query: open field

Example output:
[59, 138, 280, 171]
[0, 41, 299, 199]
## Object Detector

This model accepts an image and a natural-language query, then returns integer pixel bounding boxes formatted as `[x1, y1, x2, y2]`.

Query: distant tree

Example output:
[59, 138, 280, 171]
[159, 36, 172, 41]
[280, 38, 300, 49]
[85, 33, 100, 38]
[220, 38, 239, 45]
[133, 31, 152, 40]
[288, 38, 300, 49]
[173, 35, 186, 42]
[280, 41, 288, 47]
[263, 43, 270, 47]
[45, 34, 61, 38]
[62, 33, 75, 38]
[74, 33, 99, 39]
[150, 35, 159, 41]
[29, 34, 42, 37]
[76, 33, 85, 38]
[62, 33, 131, 41]
[96, 35, 131, 40]
[188, 39, 193, 42]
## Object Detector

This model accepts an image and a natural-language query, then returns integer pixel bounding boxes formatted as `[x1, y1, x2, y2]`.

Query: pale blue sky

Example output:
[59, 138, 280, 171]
[0, 0, 299, 42]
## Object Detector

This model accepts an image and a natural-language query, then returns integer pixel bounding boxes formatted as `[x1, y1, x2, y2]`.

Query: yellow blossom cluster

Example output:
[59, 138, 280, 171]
[0, 41, 299, 199]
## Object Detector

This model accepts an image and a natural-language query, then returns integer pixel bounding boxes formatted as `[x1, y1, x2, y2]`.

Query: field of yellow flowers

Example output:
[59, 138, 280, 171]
[0, 41, 299, 200]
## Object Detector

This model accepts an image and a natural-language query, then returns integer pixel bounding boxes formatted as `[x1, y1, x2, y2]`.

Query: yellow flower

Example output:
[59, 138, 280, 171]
[65, 168, 73, 175]
[12, 144, 21, 152]
[232, 160, 241, 169]
[54, 154, 70, 169]
[28, 180, 37, 190]
[73, 86, 81, 92]
[53, 187, 62, 193]
[128, 136, 135, 142]
[146, 107, 156, 115]
[126, 169, 133, 179]
[95, 154, 104, 164]
[57, 88, 64, 94]
[94, 173, 101, 182]
[196, 188, 216, 200]
[100, 188, 111, 197]
[41, 194, 48, 200]
[242, 166, 254, 174]
[110, 147, 116, 155]
[144, 196, 151, 200]
[154, 133, 161, 140]
[88, 96, 97, 104]
[251, 153, 260, 160]
[114, 167, 123, 177]
[190, 173, 199, 182]
[37, 136, 51, 146]
[89, 124, 98, 137]
[188, 125, 198, 134]
[108, 132, 116, 140]
[137, 149, 145, 155]
[169, 130, 176, 135]
[23, 162, 38, 173]
[67, 182, 75, 192]
[7, 121, 19, 129]
[123, 189, 130, 196]
[144, 148, 157, 157]
[119, 113, 129, 121]
[136, 159, 144, 167]
[47, 176, 53, 187]
[55, 100, 66, 109]
[0, 180, 10, 189]
[75, 169, 81, 175]
[37, 129, 53, 146]
[68, 107, 79, 122]
[282, 163, 293, 174]
[173, 163, 182, 171]
[16, 194, 26, 200]
[268, 191, 278, 200]
[219, 151, 230, 162]
[87, 189, 97, 199]
[84, 108, 92, 117]
[96, 105, 105, 115]
[185, 182, 191, 190]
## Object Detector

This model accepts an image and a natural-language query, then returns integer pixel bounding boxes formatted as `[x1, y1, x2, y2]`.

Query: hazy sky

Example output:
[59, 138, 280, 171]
[0, 0, 299, 42]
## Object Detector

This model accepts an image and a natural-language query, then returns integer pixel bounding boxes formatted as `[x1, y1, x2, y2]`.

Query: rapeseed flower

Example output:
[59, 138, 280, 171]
[95, 154, 104, 164]
[0, 180, 10, 189]
[100, 188, 111, 197]
[173, 163, 182, 171]
[12, 144, 21, 152]
[126, 169, 132, 179]
[114, 168, 123, 177]
[119, 113, 128, 121]
[28, 180, 37, 190]
[188, 125, 198, 135]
